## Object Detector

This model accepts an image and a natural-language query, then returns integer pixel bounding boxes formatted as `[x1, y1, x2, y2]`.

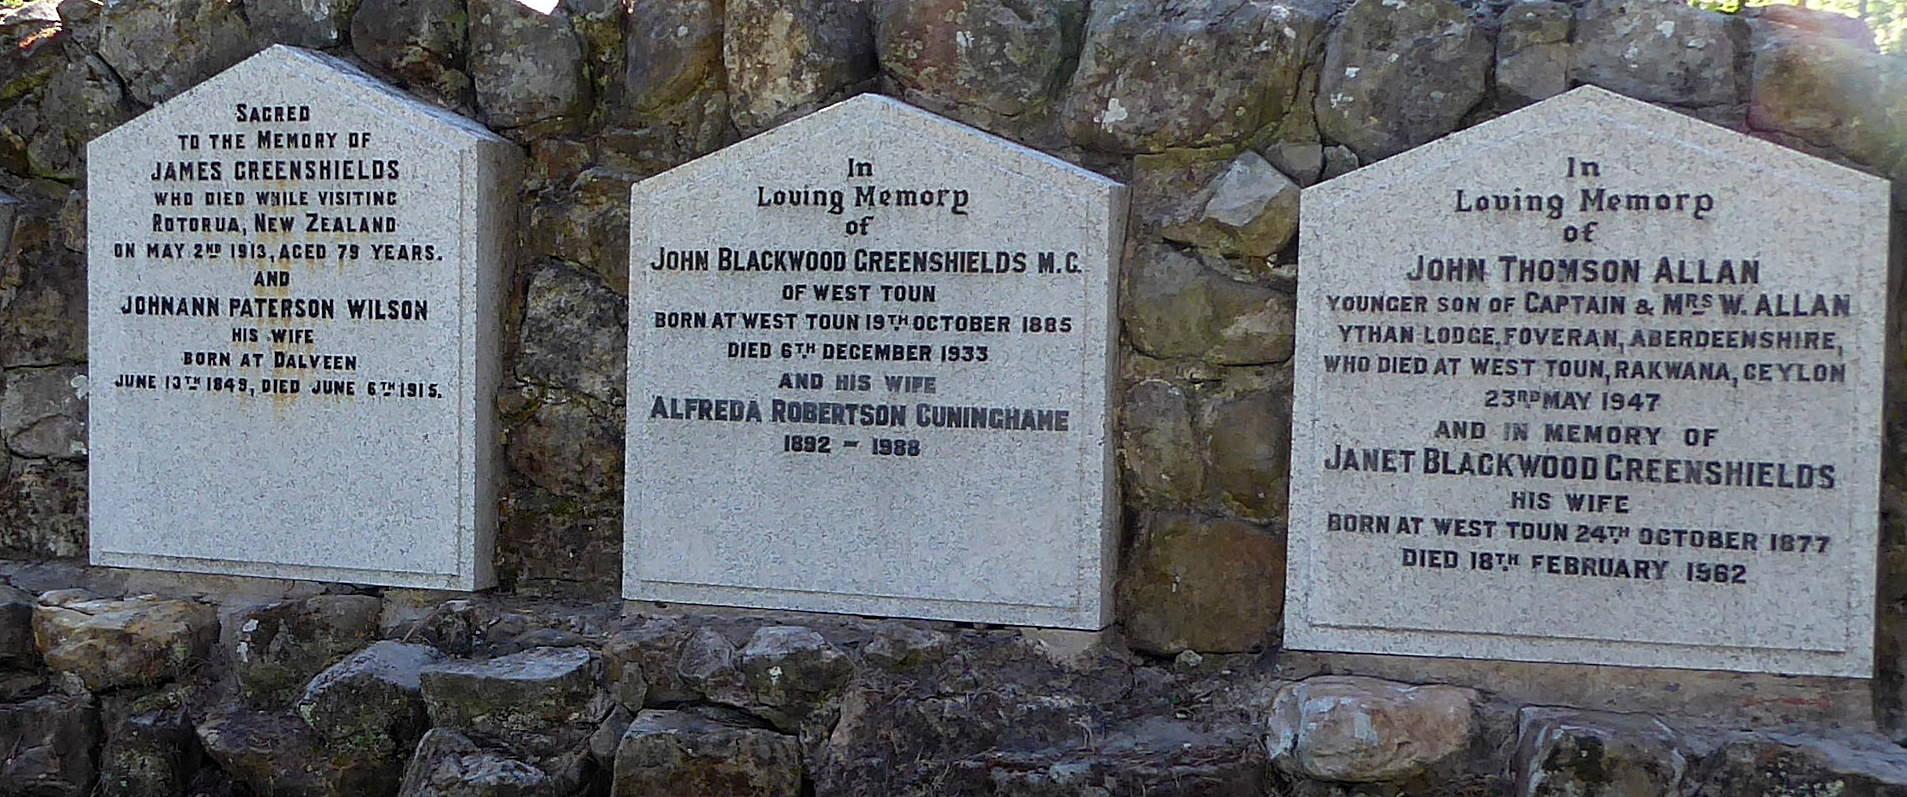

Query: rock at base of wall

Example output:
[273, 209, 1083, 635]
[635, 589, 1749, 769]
[1268, 676, 1479, 783]
[32, 593, 216, 692]
[612, 708, 802, 797]
[0, 692, 99, 797]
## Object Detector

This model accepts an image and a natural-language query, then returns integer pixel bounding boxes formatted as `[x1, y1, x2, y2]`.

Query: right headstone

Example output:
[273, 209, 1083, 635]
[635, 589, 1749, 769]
[1289, 86, 1889, 677]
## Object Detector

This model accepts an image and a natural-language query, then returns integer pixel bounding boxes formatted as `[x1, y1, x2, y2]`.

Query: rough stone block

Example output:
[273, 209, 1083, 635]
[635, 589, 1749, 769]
[1267, 676, 1478, 783]
[32, 593, 216, 691]
[611, 708, 802, 797]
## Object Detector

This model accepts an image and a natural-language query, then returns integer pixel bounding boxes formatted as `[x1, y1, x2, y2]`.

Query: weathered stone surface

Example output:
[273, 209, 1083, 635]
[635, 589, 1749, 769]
[1205, 390, 1291, 521]
[622, 0, 723, 114]
[1131, 149, 1234, 236]
[244, 0, 357, 47]
[1515, 707, 1685, 797]
[1496, 1, 1572, 108]
[1160, 150, 1300, 259]
[181, 767, 249, 797]
[523, 136, 592, 192]
[1264, 141, 1324, 187]
[518, 263, 628, 401]
[1688, 731, 1907, 796]
[600, 636, 651, 710]
[675, 626, 741, 701]
[524, 167, 638, 290]
[565, 0, 624, 102]
[470, 0, 589, 128]
[492, 627, 591, 656]
[1123, 244, 1296, 363]
[421, 647, 611, 741]
[0, 693, 98, 797]
[980, 718, 1271, 797]
[496, 486, 622, 595]
[508, 393, 623, 498]
[1119, 512, 1284, 654]
[1119, 379, 1205, 508]
[1204, 273, 1296, 364]
[716, 625, 854, 731]
[1572, 0, 1742, 108]
[0, 189, 87, 369]
[375, 589, 451, 637]
[98, 706, 196, 797]
[232, 594, 381, 708]
[608, 0, 734, 166]
[1883, 539, 1907, 738]
[0, 365, 86, 459]
[1749, 5, 1878, 48]
[246, 0, 354, 47]
[93, 0, 256, 105]
[722, 0, 875, 133]
[604, 616, 696, 705]
[0, 1, 64, 116]
[425, 604, 613, 656]
[862, 622, 952, 670]
[1062, 0, 1331, 153]
[0, 457, 85, 556]
[377, 597, 496, 656]
[0, 581, 36, 667]
[1749, 23, 1907, 170]
[1315, 0, 1492, 162]
[33, 593, 217, 691]
[590, 704, 635, 763]
[198, 707, 398, 797]
[0, 192, 18, 260]
[351, 0, 472, 107]
[1268, 676, 1478, 782]
[0, 667, 47, 702]
[1319, 144, 1358, 182]
[25, 54, 135, 181]
[815, 638, 1225, 797]
[874, 0, 1082, 134]
[612, 708, 802, 797]
[298, 640, 444, 756]
[397, 728, 557, 797]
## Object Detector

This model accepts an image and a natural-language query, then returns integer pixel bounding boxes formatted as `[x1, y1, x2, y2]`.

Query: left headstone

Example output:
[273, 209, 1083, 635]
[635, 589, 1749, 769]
[86, 46, 520, 590]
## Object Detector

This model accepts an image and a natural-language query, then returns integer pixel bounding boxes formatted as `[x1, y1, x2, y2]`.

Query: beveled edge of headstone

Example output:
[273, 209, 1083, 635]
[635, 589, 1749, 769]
[82, 43, 524, 593]
[621, 92, 1129, 630]
[1310, 85, 1890, 209]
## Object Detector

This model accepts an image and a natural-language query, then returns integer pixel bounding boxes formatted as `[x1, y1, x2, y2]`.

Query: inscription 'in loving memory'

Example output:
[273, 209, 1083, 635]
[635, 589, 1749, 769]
[626, 94, 1123, 627]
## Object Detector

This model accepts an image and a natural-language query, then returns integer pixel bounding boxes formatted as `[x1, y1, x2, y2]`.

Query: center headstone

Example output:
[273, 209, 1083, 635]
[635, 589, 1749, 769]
[625, 94, 1126, 628]
[87, 46, 519, 590]
[1288, 86, 1888, 677]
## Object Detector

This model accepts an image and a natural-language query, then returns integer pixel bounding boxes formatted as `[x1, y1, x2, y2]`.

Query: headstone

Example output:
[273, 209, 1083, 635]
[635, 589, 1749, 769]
[86, 46, 520, 590]
[626, 94, 1126, 628]
[1288, 86, 1888, 677]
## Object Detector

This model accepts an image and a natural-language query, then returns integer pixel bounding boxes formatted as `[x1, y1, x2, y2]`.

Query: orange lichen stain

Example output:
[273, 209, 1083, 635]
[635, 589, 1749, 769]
[19, 25, 59, 51]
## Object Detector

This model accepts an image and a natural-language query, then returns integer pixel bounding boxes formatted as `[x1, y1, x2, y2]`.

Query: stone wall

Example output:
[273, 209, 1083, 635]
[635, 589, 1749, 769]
[1, 0, 1906, 793]
[7, 559, 1907, 796]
